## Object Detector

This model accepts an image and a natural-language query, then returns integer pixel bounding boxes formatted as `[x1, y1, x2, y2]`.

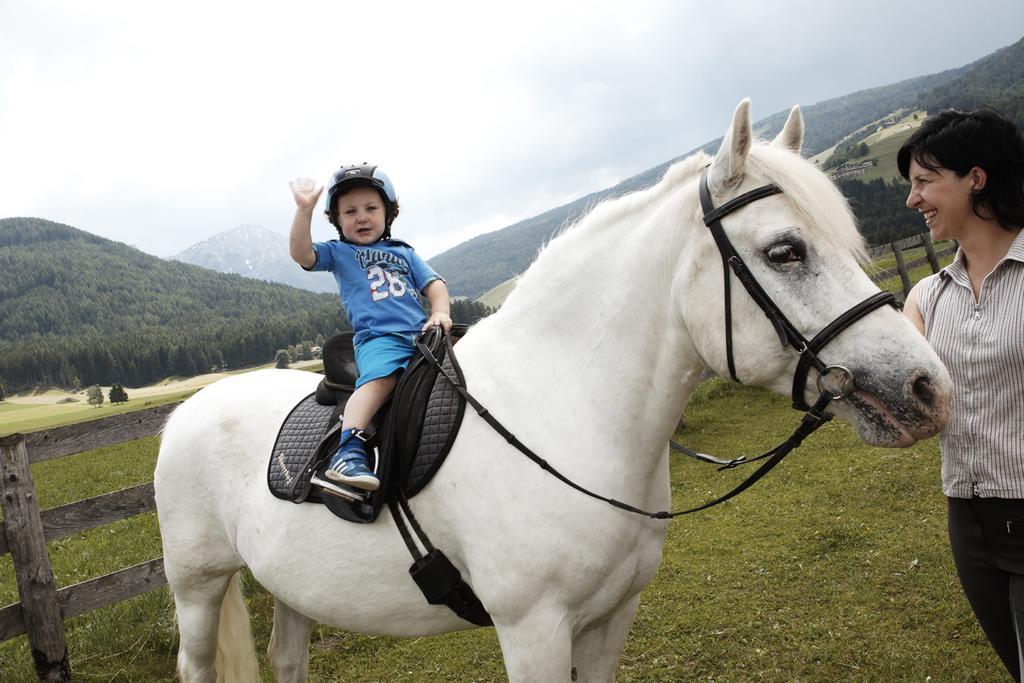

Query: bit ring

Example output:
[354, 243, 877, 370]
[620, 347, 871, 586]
[816, 364, 854, 400]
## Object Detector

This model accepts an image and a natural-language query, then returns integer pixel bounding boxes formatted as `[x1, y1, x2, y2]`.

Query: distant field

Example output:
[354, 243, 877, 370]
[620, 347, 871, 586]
[0, 360, 324, 435]
[477, 275, 519, 309]
[0, 389, 198, 436]
[858, 126, 917, 183]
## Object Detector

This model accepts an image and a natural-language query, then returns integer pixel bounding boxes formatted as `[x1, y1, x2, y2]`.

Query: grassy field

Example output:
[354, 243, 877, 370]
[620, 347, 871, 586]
[0, 379, 1005, 681]
[0, 389, 199, 436]
[0, 361, 324, 436]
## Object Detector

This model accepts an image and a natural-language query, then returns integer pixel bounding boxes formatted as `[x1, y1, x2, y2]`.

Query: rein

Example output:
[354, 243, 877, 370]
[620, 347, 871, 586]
[418, 333, 834, 519]
[416, 168, 898, 519]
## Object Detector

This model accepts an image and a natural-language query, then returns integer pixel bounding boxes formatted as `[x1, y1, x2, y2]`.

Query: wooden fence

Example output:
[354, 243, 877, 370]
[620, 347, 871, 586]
[0, 402, 180, 682]
[867, 233, 955, 296]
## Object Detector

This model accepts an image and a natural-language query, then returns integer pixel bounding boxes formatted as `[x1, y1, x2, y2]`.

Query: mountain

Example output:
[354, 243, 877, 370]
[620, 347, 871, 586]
[0, 217, 346, 391]
[171, 224, 337, 294]
[429, 36, 1024, 300]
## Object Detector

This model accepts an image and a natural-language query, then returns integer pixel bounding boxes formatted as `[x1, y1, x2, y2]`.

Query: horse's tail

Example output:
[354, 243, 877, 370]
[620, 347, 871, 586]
[214, 571, 259, 682]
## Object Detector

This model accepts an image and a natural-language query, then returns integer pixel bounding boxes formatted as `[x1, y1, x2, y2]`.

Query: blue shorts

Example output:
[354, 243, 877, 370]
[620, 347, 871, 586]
[354, 334, 417, 388]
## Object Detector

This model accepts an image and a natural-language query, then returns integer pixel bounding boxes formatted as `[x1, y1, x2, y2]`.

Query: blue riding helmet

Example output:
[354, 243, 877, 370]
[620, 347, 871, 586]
[324, 163, 399, 237]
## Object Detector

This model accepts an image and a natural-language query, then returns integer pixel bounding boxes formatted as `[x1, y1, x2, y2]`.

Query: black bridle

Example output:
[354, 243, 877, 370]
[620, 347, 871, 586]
[697, 166, 897, 411]
[416, 168, 898, 519]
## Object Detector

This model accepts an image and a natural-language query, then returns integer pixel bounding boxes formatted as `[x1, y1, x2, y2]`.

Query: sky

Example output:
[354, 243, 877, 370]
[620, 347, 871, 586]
[2, 1, 1023, 260]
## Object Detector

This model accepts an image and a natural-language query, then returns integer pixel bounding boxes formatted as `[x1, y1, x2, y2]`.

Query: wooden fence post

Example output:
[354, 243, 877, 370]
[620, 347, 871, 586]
[920, 233, 940, 273]
[0, 434, 71, 682]
[891, 243, 913, 297]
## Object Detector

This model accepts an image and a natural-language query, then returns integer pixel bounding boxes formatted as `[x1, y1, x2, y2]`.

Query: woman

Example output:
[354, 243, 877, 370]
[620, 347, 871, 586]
[903, 109, 1024, 680]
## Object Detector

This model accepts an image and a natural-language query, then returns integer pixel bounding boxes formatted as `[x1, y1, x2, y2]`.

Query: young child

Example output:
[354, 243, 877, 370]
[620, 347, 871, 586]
[289, 164, 451, 491]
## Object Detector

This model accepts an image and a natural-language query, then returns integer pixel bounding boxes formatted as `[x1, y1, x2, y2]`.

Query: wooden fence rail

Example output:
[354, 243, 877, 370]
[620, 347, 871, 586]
[867, 233, 955, 296]
[0, 402, 181, 681]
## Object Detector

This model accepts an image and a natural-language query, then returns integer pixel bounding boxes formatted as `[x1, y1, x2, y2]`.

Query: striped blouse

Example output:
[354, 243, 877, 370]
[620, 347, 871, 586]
[916, 229, 1024, 499]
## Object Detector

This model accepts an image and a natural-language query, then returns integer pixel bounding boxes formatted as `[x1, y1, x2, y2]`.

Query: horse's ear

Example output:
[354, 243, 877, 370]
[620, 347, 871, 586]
[772, 105, 803, 153]
[708, 99, 752, 196]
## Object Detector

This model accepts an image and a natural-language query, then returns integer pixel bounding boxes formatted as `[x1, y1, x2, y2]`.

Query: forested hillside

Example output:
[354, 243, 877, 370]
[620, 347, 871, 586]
[838, 179, 921, 244]
[0, 218, 491, 392]
[916, 38, 1024, 125]
[0, 218, 348, 391]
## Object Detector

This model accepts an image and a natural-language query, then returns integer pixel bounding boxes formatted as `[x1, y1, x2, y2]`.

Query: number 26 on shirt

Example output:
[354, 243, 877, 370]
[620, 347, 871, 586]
[367, 265, 408, 301]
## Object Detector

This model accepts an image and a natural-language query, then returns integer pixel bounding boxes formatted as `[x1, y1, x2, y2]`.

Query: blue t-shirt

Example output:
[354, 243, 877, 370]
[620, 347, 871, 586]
[307, 239, 443, 346]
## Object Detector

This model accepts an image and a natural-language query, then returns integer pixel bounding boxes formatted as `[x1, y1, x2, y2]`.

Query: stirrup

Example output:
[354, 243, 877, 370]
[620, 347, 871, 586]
[311, 474, 369, 502]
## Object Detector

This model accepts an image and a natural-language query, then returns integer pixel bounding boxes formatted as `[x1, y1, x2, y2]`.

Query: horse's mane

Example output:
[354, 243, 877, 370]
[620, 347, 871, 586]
[548, 153, 710, 248]
[746, 144, 868, 264]
[507, 140, 867, 312]
[538, 141, 866, 263]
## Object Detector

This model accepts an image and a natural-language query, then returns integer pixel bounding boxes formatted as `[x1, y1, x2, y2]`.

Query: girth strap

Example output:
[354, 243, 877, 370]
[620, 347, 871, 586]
[387, 491, 493, 627]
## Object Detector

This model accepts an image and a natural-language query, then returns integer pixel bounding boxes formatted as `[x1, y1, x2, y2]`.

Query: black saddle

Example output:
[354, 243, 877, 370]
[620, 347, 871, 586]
[267, 325, 468, 523]
[266, 325, 492, 627]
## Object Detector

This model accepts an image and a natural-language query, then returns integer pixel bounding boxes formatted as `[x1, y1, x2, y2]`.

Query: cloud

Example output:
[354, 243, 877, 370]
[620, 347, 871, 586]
[1, 0, 1022, 259]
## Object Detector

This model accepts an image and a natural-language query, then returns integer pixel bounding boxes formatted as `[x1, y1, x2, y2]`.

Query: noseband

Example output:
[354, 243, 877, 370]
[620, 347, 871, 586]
[697, 167, 897, 411]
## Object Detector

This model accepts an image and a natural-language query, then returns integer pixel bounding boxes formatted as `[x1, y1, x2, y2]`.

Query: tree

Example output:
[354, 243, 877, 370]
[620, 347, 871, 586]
[109, 383, 129, 403]
[0, 380, 5, 402]
[87, 384, 104, 407]
[275, 350, 291, 369]
[451, 298, 493, 324]
[857, 142, 870, 157]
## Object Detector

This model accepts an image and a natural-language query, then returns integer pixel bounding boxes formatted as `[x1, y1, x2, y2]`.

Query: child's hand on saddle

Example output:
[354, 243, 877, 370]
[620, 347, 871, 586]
[290, 178, 323, 211]
[422, 312, 453, 334]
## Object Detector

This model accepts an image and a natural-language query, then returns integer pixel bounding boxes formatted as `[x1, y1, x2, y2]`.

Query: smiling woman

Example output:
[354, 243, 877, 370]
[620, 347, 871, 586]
[901, 109, 1024, 681]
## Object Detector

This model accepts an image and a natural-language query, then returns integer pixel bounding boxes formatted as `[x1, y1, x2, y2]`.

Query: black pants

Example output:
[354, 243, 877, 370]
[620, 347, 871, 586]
[948, 496, 1024, 681]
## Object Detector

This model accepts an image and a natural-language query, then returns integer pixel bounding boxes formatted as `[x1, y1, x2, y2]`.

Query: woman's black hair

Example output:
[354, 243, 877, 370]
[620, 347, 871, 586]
[897, 109, 1024, 230]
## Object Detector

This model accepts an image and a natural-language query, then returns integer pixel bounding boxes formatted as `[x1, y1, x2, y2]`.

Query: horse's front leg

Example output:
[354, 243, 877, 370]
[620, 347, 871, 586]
[268, 598, 315, 683]
[570, 594, 641, 682]
[495, 605, 574, 682]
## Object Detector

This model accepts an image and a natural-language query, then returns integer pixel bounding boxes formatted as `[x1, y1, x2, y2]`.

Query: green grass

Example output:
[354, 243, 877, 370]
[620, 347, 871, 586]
[857, 126, 916, 183]
[0, 390, 199, 436]
[0, 381, 1005, 681]
[0, 361, 325, 437]
[828, 109, 924, 184]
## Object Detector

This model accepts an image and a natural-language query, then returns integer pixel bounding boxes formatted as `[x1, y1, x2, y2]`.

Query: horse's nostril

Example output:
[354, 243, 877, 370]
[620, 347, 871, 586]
[912, 375, 935, 407]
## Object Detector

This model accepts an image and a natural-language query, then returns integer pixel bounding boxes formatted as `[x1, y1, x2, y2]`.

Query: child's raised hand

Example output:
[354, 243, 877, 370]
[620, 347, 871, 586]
[290, 178, 323, 211]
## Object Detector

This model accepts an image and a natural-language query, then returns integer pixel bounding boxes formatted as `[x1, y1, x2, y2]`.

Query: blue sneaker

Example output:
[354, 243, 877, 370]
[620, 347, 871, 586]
[324, 429, 379, 491]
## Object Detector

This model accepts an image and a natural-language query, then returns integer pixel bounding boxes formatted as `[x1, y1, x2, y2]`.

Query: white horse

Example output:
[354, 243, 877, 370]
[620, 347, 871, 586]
[155, 100, 952, 682]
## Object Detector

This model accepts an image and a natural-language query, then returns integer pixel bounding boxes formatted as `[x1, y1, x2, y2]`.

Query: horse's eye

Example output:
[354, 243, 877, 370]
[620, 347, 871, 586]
[765, 242, 804, 264]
